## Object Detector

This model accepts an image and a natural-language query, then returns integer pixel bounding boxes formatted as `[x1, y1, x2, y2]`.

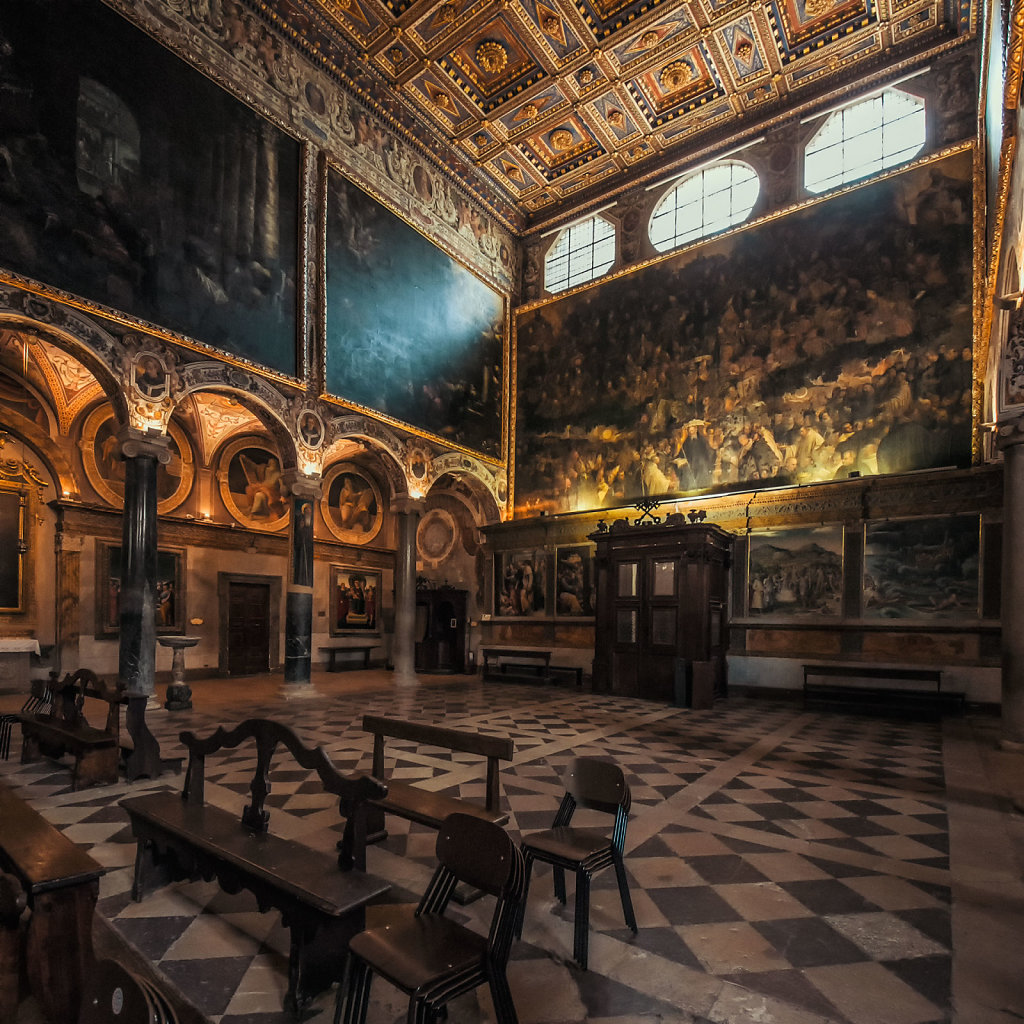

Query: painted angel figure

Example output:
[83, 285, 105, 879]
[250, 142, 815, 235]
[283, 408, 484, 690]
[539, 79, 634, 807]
[240, 454, 286, 518]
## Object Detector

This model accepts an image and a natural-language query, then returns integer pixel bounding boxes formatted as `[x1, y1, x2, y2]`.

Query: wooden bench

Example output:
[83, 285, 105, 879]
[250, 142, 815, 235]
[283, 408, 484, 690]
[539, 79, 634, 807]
[320, 642, 376, 671]
[16, 669, 124, 790]
[802, 663, 966, 717]
[0, 781, 104, 1024]
[481, 646, 553, 684]
[119, 718, 390, 1015]
[362, 714, 513, 842]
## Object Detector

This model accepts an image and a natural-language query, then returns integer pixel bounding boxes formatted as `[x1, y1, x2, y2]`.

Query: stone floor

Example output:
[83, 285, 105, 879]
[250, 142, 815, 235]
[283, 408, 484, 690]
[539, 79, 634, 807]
[2, 670, 1023, 1024]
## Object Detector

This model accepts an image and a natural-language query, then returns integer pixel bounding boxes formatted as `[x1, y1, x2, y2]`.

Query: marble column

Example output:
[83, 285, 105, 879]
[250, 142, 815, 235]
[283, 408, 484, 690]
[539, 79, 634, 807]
[999, 418, 1024, 744]
[118, 431, 170, 699]
[282, 476, 320, 694]
[391, 498, 423, 685]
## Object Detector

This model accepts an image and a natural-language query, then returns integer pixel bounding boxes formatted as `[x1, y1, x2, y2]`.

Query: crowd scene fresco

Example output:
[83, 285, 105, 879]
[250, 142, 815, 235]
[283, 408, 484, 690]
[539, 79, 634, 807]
[325, 170, 504, 458]
[514, 152, 973, 515]
[0, 1, 299, 376]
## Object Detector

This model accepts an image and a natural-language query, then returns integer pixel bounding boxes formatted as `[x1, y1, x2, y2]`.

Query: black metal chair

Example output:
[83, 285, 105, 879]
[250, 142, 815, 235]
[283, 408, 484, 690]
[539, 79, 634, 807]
[517, 756, 637, 970]
[0, 679, 53, 760]
[335, 812, 526, 1024]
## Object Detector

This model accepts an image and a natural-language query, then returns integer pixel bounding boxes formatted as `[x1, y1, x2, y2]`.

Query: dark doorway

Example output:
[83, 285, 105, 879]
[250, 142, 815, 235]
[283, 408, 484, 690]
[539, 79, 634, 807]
[227, 581, 271, 675]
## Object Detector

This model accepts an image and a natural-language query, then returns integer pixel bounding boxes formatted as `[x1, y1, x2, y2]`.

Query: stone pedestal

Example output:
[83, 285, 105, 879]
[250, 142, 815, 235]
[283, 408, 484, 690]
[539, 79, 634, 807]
[158, 636, 199, 710]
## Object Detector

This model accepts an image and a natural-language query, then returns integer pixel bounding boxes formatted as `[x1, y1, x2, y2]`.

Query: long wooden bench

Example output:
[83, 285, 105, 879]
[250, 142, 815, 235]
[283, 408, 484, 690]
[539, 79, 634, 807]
[481, 646, 553, 685]
[803, 663, 966, 717]
[0, 780, 104, 1024]
[120, 718, 390, 1016]
[320, 642, 376, 671]
[362, 714, 513, 842]
[16, 669, 124, 790]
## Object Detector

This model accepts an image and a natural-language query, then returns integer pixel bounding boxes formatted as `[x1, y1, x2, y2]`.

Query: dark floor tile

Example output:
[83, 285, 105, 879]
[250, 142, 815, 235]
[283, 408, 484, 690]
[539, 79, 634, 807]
[822, 816, 898, 837]
[575, 966, 685, 1019]
[157, 956, 254, 1015]
[896, 907, 952, 949]
[611, 925, 703, 970]
[883, 954, 952, 1010]
[756, 801, 810, 821]
[720, 968, 845, 1022]
[630, 834, 682, 858]
[754, 917, 872, 968]
[717, 834, 781, 854]
[113, 916, 194, 961]
[686, 854, 771, 885]
[781, 879, 883, 915]
[648, 886, 743, 926]
[804, 856, 883, 878]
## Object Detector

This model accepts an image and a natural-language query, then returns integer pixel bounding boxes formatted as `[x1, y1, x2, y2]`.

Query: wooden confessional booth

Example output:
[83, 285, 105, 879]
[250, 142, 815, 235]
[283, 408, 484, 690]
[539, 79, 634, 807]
[591, 513, 733, 706]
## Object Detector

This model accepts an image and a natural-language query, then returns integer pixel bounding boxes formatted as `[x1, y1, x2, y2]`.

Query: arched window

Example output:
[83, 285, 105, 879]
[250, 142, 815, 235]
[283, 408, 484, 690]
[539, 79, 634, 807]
[544, 215, 616, 293]
[804, 88, 926, 195]
[649, 160, 760, 253]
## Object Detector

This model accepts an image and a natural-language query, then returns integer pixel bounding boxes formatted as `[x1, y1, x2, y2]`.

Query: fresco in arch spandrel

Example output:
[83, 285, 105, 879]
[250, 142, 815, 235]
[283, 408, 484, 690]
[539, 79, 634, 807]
[514, 150, 974, 515]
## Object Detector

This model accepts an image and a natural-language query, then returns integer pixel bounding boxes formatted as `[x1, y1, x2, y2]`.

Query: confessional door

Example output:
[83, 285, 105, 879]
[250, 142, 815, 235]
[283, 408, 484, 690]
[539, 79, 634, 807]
[226, 581, 271, 675]
[592, 519, 732, 702]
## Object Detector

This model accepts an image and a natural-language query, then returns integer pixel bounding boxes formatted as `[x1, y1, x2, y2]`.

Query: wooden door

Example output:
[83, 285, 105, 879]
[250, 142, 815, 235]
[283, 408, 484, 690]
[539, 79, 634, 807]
[227, 582, 270, 675]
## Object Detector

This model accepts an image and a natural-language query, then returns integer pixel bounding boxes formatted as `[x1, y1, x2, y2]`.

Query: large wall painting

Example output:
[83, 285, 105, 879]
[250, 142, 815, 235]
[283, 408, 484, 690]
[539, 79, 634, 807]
[863, 515, 980, 620]
[747, 526, 843, 618]
[0, 0, 299, 376]
[325, 169, 505, 459]
[0, 487, 25, 613]
[514, 150, 974, 515]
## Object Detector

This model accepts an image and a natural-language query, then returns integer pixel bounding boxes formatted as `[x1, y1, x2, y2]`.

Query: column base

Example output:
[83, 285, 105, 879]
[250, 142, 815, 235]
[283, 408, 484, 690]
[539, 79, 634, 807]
[280, 681, 319, 700]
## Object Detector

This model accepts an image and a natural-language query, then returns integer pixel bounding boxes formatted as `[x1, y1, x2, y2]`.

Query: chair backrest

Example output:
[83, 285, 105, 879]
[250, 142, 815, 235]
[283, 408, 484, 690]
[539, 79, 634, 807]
[435, 812, 523, 899]
[562, 757, 631, 816]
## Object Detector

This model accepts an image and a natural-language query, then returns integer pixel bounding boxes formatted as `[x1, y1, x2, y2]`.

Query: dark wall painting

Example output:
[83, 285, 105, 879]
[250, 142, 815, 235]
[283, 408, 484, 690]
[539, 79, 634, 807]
[0, 489, 24, 612]
[747, 526, 843, 618]
[863, 515, 980, 620]
[514, 151, 974, 515]
[325, 169, 504, 458]
[0, 0, 299, 376]
[496, 550, 547, 617]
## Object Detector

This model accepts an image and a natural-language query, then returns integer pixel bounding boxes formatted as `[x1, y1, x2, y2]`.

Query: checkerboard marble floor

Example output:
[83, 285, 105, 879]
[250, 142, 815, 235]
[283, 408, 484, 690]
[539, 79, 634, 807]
[3, 672, 1023, 1024]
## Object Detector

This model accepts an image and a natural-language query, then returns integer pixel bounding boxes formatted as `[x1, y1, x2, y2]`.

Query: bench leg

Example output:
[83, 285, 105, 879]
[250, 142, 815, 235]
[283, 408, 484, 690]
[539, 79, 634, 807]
[74, 746, 119, 791]
[287, 912, 365, 1015]
[365, 803, 388, 845]
[130, 839, 176, 902]
[19, 732, 40, 765]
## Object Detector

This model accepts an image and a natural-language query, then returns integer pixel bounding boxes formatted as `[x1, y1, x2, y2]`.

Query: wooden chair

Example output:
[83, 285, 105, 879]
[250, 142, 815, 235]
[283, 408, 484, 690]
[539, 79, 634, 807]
[335, 813, 525, 1024]
[517, 756, 637, 970]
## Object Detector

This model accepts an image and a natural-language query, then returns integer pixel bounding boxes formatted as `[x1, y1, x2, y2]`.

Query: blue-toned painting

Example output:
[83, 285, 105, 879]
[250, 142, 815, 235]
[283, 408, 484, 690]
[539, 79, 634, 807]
[325, 169, 504, 458]
[0, 0, 299, 376]
[863, 515, 980, 620]
[514, 151, 974, 515]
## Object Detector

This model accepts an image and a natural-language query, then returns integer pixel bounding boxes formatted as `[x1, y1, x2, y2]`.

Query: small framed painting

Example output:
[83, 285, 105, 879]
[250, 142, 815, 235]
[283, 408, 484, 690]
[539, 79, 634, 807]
[331, 565, 382, 634]
[555, 545, 594, 617]
[96, 542, 185, 637]
[496, 550, 547, 617]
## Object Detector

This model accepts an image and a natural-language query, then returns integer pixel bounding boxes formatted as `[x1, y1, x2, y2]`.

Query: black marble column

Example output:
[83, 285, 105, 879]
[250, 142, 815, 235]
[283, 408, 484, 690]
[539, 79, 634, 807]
[118, 431, 170, 698]
[283, 479, 319, 690]
[999, 418, 1024, 744]
[391, 497, 423, 684]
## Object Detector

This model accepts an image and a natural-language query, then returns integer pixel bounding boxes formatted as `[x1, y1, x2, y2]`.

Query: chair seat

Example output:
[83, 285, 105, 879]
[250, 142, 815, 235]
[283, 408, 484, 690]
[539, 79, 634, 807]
[521, 826, 612, 864]
[349, 911, 488, 992]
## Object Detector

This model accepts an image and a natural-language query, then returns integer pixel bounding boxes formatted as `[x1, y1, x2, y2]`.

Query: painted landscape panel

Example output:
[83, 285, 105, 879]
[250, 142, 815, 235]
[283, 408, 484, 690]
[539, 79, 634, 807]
[0, 0, 299, 375]
[514, 151, 974, 515]
[325, 169, 505, 459]
[748, 526, 844, 618]
[863, 515, 980, 620]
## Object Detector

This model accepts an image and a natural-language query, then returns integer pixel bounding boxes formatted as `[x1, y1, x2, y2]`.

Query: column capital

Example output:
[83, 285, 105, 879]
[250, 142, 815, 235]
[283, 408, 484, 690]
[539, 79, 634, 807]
[117, 426, 172, 464]
[390, 495, 426, 516]
[997, 414, 1024, 451]
[283, 471, 322, 500]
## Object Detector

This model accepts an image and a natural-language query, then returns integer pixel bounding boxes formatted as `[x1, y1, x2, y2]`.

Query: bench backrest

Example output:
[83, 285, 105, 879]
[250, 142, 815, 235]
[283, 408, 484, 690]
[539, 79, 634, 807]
[179, 718, 386, 870]
[362, 714, 513, 813]
[45, 669, 123, 741]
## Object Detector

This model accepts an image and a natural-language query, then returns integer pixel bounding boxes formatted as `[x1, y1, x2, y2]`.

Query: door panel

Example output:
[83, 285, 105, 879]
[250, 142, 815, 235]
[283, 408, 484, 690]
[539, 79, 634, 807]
[227, 582, 270, 675]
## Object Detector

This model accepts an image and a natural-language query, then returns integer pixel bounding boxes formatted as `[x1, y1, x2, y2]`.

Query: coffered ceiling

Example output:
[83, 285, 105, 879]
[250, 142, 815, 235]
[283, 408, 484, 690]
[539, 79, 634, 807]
[263, 0, 976, 230]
